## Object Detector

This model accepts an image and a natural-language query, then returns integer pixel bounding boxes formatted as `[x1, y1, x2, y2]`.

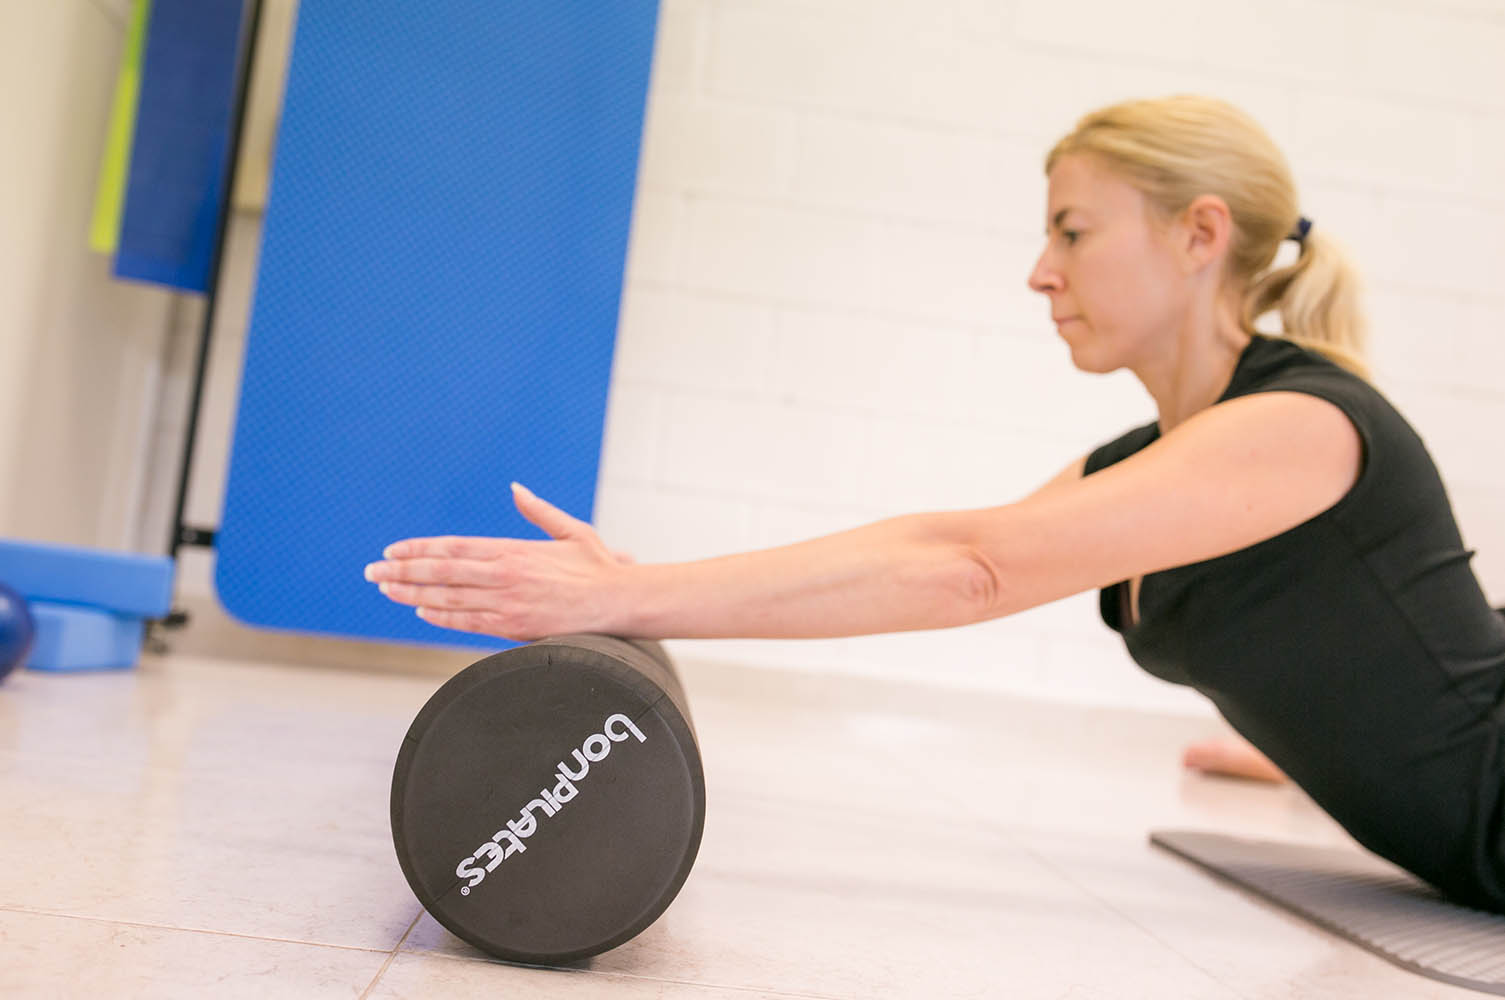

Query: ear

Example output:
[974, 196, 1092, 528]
[1177, 194, 1233, 275]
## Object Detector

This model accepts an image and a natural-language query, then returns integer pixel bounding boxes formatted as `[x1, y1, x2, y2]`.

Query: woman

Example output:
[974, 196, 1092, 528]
[364, 96, 1505, 913]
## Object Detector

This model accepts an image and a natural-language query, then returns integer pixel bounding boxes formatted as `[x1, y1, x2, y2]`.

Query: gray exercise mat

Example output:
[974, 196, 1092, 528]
[1151, 830, 1505, 995]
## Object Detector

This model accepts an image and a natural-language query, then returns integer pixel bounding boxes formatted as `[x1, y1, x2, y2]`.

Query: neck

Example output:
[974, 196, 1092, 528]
[1134, 297, 1252, 433]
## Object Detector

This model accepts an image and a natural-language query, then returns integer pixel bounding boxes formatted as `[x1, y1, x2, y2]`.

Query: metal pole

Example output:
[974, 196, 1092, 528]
[159, 0, 267, 625]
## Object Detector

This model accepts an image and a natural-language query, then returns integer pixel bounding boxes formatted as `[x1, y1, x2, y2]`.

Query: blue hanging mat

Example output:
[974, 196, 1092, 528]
[215, 0, 660, 649]
[113, 0, 251, 291]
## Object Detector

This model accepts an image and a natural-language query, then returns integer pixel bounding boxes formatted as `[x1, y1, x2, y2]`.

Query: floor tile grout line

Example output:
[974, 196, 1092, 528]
[866, 743, 1256, 1000]
[0, 903, 842, 999]
[0, 903, 394, 956]
[988, 842, 1255, 1000]
[359, 910, 424, 1000]
[384, 941, 851, 1000]
[570, 972, 845, 1000]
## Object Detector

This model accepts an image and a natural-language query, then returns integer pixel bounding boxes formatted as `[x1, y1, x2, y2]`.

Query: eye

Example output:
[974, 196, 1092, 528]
[1061, 229, 1081, 245]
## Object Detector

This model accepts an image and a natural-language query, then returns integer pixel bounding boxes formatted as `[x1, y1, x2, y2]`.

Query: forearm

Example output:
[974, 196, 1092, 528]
[604, 513, 997, 640]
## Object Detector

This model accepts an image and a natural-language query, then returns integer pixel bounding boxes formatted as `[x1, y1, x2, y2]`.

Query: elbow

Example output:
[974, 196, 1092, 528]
[959, 546, 1005, 623]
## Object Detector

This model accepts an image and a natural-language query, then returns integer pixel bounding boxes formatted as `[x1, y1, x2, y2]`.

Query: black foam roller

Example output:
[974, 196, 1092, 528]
[390, 634, 705, 964]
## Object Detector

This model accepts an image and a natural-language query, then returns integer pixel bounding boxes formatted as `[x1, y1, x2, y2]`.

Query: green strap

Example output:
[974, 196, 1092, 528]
[89, 0, 152, 254]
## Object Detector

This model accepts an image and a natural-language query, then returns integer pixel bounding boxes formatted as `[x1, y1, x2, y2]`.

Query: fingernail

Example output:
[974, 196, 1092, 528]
[382, 545, 397, 559]
[511, 481, 532, 496]
[378, 583, 391, 596]
[416, 607, 431, 619]
[364, 563, 379, 582]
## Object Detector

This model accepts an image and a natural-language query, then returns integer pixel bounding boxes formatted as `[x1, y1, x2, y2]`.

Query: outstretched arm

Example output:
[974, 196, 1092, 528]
[614, 514, 996, 639]
[367, 390, 1359, 643]
[365, 483, 995, 641]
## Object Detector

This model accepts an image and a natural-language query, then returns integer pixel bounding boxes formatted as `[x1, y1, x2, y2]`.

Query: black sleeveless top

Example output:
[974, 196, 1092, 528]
[1085, 333, 1505, 911]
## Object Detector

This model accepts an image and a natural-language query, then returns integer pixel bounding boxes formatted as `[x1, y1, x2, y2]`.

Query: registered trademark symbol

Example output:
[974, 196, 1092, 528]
[461, 887, 470, 896]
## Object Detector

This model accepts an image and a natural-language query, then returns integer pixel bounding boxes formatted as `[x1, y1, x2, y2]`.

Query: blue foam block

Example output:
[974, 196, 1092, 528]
[25, 602, 146, 672]
[0, 538, 174, 619]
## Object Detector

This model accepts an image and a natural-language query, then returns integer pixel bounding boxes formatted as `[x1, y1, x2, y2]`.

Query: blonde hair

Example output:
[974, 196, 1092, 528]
[1045, 95, 1370, 380]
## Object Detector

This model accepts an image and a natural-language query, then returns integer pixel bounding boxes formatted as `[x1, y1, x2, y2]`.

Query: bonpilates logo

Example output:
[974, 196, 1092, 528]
[454, 712, 647, 895]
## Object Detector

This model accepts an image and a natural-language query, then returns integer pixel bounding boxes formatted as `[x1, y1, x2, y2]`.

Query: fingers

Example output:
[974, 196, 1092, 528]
[365, 556, 506, 587]
[382, 485, 597, 559]
[371, 569, 542, 640]
[511, 482, 592, 541]
[375, 579, 544, 640]
[375, 580, 498, 612]
[412, 606, 538, 640]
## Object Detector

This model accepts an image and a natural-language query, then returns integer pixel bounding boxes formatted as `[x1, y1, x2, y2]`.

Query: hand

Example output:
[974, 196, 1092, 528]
[364, 483, 635, 641]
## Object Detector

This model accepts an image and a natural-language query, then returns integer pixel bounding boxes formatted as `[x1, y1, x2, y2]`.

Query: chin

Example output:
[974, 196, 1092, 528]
[1061, 338, 1117, 375]
[1058, 326, 1128, 376]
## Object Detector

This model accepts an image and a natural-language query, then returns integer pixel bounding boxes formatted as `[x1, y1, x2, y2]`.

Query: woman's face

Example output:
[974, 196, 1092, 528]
[1028, 153, 1191, 374]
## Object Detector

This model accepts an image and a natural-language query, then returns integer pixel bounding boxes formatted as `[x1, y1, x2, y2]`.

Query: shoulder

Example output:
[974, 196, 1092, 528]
[1088, 335, 1375, 481]
[1083, 390, 1362, 560]
[1223, 334, 1402, 477]
[959, 385, 1363, 619]
[1159, 390, 1363, 499]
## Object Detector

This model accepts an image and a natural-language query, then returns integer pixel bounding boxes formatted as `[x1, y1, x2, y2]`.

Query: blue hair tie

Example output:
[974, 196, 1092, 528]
[1288, 215, 1312, 245]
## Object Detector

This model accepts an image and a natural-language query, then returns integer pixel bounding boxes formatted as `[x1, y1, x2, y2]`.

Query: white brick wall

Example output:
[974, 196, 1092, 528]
[171, 0, 1504, 714]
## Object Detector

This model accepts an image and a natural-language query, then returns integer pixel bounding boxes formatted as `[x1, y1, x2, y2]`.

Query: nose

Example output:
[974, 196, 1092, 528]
[1027, 245, 1062, 295]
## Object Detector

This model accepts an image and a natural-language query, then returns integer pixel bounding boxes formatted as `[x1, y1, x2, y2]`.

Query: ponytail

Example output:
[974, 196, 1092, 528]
[1243, 224, 1371, 380]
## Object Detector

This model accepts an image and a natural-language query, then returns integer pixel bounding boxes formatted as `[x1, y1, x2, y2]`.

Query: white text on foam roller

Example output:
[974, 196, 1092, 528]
[455, 712, 648, 894]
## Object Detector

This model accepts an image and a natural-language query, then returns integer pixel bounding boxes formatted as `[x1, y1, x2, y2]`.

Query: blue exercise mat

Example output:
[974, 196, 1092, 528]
[1152, 831, 1505, 995]
[216, 0, 660, 648]
[113, 0, 251, 292]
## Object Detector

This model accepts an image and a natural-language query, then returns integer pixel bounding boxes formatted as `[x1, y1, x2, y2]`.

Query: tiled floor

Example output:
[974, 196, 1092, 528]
[0, 648, 1479, 998]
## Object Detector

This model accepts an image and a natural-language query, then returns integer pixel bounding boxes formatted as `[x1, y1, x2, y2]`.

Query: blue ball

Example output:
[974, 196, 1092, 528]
[0, 582, 36, 681]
